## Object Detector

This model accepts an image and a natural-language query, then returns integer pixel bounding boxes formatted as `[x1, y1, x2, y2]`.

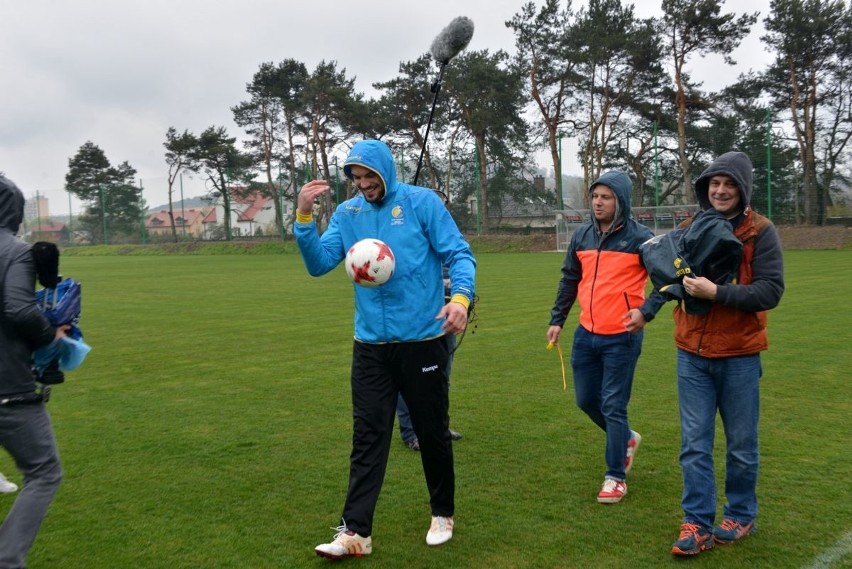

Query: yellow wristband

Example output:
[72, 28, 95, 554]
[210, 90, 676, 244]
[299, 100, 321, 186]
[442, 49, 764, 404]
[295, 211, 313, 223]
[450, 294, 470, 311]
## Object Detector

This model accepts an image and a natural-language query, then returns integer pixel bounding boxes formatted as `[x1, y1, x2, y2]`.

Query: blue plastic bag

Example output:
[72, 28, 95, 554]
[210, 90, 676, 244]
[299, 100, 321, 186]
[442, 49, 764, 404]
[34, 336, 92, 373]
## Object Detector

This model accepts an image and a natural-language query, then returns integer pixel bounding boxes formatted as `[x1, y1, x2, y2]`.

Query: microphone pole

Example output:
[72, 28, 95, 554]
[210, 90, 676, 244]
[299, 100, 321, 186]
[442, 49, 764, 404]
[413, 63, 447, 186]
[411, 16, 474, 186]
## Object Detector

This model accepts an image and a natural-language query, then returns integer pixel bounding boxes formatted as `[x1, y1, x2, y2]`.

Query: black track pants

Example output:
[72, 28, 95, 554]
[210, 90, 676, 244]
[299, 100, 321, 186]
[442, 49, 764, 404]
[341, 336, 454, 536]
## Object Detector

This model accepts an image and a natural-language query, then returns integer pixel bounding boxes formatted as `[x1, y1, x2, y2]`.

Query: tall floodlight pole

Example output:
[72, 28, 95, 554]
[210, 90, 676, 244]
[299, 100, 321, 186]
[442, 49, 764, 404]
[68, 191, 73, 243]
[35, 190, 41, 236]
[474, 144, 481, 236]
[766, 109, 773, 220]
[139, 179, 146, 244]
[558, 132, 565, 210]
[180, 173, 187, 240]
[277, 163, 285, 241]
[653, 121, 660, 233]
[334, 156, 341, 204]
[100, 184, 108, 245]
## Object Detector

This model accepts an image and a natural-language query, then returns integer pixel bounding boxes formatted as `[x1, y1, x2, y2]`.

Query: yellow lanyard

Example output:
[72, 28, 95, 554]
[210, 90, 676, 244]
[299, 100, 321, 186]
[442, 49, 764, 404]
[546, 342, 567, 391]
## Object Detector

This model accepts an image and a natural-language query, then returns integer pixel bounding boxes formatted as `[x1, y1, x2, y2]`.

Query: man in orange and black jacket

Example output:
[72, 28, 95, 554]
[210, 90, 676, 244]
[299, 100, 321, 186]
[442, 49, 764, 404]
[547, 171, 665, 505]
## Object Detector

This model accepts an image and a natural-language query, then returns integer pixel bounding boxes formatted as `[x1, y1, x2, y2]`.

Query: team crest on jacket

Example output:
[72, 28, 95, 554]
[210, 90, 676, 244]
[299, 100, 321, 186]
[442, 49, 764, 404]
[391, 205, 404, 225]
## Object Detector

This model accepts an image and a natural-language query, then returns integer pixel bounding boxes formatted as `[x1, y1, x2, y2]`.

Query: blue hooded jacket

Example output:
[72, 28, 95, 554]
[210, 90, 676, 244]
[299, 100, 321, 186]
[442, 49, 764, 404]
[295, 140, 476, 343]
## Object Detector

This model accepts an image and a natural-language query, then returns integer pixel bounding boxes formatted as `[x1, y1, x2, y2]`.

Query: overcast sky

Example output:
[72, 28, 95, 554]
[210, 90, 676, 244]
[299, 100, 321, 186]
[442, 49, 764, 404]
[1, 0, 772, 216]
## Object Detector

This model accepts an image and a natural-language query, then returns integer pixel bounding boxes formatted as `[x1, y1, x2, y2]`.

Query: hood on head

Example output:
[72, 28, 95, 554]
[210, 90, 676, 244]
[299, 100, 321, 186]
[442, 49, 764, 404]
[694, 151, 753, 211]
[343, 140, 398, 200]
[0, 174, 25, 233]
[589, 171, 633, 222]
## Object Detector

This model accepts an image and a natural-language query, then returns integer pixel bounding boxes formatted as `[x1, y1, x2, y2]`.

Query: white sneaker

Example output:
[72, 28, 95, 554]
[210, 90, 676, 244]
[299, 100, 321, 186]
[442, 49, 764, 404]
[426, 515, 454, 546]
[314, 524, 372, 559]
[625, 431, 642, 474]
[0, 473, 18, 494]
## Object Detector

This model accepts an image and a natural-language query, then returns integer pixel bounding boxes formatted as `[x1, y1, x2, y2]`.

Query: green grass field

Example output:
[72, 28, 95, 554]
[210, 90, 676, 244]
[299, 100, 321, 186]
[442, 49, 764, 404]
[3, 249, 850, 568]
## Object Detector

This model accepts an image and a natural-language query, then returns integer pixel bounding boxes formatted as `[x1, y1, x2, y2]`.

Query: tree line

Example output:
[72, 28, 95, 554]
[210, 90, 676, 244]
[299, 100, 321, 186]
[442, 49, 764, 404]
[64, 0, 851, 243]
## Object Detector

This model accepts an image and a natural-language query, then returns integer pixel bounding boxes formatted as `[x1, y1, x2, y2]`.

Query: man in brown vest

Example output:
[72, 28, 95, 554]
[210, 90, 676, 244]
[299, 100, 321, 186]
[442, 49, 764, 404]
[668, 152, 785, 556]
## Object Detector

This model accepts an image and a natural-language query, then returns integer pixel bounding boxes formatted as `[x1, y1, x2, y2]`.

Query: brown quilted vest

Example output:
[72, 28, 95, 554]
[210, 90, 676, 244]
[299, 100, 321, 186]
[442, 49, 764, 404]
[673, 209, 772, 358]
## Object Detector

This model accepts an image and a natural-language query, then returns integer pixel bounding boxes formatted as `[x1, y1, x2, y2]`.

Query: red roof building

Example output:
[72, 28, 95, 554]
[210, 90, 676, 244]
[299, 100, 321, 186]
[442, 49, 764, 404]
[145, 208, 208, 239]
[202, 190, 284, 239]
[25, 222, 69, 244]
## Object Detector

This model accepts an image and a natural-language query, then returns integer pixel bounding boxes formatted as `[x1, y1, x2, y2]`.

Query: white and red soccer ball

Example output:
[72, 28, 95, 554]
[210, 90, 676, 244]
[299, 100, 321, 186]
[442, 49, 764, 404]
[345, 239, 395, 287]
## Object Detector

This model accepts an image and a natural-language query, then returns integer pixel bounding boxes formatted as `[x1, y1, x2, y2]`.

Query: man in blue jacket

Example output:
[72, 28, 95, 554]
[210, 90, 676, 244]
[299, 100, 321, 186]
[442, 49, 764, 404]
[295, 140, 475, 560]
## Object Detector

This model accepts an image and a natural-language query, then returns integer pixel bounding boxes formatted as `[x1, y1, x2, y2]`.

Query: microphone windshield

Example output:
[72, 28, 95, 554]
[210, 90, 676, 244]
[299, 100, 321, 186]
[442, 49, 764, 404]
[429, 16, 475, 64]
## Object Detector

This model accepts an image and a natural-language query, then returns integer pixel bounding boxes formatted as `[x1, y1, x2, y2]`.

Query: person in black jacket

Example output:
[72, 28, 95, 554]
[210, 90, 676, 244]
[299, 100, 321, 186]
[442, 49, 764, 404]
[0, 173, 67, 569]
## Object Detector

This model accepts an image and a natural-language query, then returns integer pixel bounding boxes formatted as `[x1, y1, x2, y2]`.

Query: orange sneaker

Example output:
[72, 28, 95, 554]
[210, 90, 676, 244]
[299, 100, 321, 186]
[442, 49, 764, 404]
[671, 522, 714, 556]
[713, 519, 756, 544]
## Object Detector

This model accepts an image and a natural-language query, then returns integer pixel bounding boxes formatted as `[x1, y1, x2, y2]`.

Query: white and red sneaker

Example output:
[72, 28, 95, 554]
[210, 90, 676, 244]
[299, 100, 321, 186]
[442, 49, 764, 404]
[597, 478, 627, 504]
[426, 515, 454, 546]
[0, 473, 18, 494]
[315, 525, 372, 559]
[625, 430, 642, 474]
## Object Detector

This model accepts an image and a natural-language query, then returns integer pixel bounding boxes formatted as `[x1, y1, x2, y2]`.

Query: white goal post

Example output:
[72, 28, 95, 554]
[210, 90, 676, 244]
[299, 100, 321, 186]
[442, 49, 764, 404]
[555, 205, 700, 252]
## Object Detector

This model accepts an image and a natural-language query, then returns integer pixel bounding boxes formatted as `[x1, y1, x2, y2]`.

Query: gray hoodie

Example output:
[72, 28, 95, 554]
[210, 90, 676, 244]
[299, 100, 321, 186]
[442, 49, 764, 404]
[694, 151, 753, 211]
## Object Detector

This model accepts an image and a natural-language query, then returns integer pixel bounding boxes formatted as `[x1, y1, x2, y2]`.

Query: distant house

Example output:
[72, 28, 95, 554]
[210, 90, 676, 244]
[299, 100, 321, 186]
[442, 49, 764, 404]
[145, 208, 208, 239]
[25, 222, 69, 244]
[201, 209, 218, 239]
[487, 194, 558, 231]
[202, 190, 286, 239]
[235, 192, 277, 236]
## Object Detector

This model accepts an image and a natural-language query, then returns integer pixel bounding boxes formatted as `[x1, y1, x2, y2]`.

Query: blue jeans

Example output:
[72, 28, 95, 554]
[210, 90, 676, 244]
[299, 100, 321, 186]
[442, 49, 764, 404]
[570, 326, 643, 481]
[0, 403, 63, 569]
[677, 349, 761, 529]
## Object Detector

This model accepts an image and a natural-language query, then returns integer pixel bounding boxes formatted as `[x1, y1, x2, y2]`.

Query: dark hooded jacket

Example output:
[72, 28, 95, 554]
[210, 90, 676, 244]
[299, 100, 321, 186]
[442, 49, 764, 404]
[549, 171, 665, 335]
[640, 207, 743, 315]
[673, 152, 785, 357]
[0, 175, 56, 395]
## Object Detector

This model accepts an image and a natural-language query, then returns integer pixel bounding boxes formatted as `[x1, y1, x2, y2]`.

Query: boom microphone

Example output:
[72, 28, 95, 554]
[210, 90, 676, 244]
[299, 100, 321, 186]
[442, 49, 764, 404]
[413, 16, 475, 185]
[430, 16, 475, 64]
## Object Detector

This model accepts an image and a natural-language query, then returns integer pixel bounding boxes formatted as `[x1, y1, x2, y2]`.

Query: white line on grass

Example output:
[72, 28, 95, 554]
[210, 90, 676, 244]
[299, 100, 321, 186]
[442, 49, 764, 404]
[804, 531, 852, 569]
